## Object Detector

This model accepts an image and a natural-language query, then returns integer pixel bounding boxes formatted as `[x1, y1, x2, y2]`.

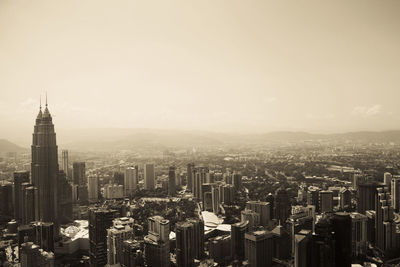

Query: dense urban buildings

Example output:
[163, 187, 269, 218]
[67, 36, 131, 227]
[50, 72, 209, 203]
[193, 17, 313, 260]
[2, 102, 400, 267]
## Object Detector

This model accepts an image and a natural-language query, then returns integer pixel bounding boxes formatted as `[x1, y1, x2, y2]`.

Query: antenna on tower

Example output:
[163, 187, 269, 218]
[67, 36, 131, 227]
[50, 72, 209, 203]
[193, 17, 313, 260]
[46, 92, 48, 107]
[40, 95, 42, 110]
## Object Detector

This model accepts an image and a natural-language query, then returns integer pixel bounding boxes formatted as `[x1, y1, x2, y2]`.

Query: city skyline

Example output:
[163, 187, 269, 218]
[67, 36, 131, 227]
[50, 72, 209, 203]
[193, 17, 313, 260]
[1, 0, 400, 141]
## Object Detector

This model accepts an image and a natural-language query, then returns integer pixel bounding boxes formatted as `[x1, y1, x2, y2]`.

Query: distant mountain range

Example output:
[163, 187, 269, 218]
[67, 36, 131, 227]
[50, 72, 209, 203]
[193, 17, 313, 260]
[3, 129, 400, 152]
[0, 139, 27, 153]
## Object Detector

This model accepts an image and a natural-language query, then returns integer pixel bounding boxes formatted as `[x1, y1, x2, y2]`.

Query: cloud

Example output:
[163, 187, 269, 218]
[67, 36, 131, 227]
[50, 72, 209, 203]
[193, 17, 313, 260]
[352, 104, 382, 117]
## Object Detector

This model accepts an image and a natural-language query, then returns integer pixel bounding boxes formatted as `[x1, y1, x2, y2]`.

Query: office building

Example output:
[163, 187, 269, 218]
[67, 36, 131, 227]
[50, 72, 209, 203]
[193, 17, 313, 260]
[107, 219, 134, 265]
[246, 201, 271, 227]
[211, 186, 220, 214]
[144, 216, 170, 267]
[319, 191, 333, 213]
[144, 164, 155, 190]
[241, 209, 260, 230]
[13, 171, 30, 221]
[168, 166, 176, 196]
[350, 212, 367, 259]
[122, 239, 144, 267]
[175, 221, 195, 267]
[331, 212, 352, 267]
[73, 162, 86, 185]
[187, 163, 195, 191]
[208, 235, 231, 265]
[275, 188, 290, 225]
[31, 101, 59, 228]
[231, 221, 248, 262]
[22, 183, 36, 224]
[20, 242, 55, 267]
[307, 188, 320, 213]
[104, 184, 124, 199]
[78, 185, 89, 205]
[244, 230, 274, 267]
[88, 175, 99, 203]
[233, 173, 242, 191]
[357, 183, 378, 214]
[384, 172, 392, 189]
[375, 187, 397, 252]
[61, 149, 69, 179]
[0, 182, 14, 219]
[124, 167, 138, 196]
[339, 188, 351, 209]
[294, 230, 311, 267]
[57, 170, 73, 224]
[391, 176, 400, 212]
[89, 208, 118, 267]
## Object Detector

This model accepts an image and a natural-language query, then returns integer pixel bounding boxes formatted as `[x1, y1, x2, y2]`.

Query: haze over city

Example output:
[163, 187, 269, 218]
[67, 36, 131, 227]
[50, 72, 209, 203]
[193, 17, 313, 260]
[1, 0, 400, 145]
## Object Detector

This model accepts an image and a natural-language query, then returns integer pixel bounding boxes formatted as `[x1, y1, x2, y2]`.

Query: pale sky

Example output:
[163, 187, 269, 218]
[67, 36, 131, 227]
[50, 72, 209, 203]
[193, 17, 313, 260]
[1, 0, 400, 143]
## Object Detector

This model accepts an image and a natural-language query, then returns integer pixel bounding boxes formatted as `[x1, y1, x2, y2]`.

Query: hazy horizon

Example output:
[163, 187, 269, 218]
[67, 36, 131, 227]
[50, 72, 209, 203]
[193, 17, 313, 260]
[1, 0, 400, 145]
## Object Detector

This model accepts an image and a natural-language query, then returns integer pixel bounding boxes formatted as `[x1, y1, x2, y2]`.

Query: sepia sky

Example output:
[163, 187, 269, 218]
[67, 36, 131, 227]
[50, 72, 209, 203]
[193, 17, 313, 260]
[1, 0, 400, 143]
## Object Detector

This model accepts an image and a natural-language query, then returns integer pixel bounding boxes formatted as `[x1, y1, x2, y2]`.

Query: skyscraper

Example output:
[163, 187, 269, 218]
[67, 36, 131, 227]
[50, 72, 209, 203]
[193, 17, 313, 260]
[107, 218, 134, 266]
[13, 171, 30, 221]
[31, 100, 59, 225]
[89, 208, 118, 267]
[168, 166, 176, 196]
[331, 212, 352, 267]
[391, 176, 400, 212]
[357, 183, 378, 214]
[73, 162, 86, 185]
[124, 167, 138, 196]
[231, 221, 248, 262]
[244, 230, 274, 267]
[375, 187, 397, 252]
[88, 174, 99, 203]
[61, 150, 69, 179]
[144, 216, 170, 267]
[275, 188, 290, 225]
[187, 163, 195, 191]
[319, 191, 333, 213]
[144, 164, 155, 190]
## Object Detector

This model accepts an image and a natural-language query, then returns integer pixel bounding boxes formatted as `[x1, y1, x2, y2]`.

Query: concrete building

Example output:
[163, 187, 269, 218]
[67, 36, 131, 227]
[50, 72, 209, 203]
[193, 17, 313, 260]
[144, 164, 155, 190]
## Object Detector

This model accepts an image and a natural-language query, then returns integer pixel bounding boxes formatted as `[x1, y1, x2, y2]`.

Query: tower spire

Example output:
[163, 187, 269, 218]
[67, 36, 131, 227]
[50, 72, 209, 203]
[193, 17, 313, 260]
[40, 95, 42, 110]
[46, 92, 48, 107]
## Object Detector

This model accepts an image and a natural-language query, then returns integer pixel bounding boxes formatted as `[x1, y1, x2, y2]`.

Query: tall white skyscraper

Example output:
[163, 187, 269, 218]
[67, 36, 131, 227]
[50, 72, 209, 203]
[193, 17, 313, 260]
[88, 175, 98, 202]
[124, 167, 138, 196]
[384, 172, 392, 188]
[62, 150, 69, 178]
[144, 164, 155, 190]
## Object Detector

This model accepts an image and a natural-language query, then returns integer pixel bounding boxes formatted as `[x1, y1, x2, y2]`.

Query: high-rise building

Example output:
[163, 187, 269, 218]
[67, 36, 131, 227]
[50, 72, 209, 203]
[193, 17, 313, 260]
[31, 101, 59, 227]
[319, 191, 333, 213]
[350, 212, 367, 259]
[384, 172, 392, 189]
[61, 150, 69, 179]
[88, 175, 99, 203]
[244, 230, 274, 267]
[208, 235, 231, 265]
[233, 173, 242, 191]
[78, 185, 89, 205]
[0, 182, 14, 219]
[246, 201, 271, 227]
[20, 242, 55, 267]
[307, 188, 320, 213]
[331, 212, 352, 267]
[357, 183, 378, 214]
[107, 218, 134, 265]
[375, 187, 397, 252]
[144, 164, 155, 190]
[187, 163, 195, 191]
[339, 188, 351, 209]
[32, 221, 55, 252]
[266, 193, 274, 219]
[241, 210, 260, 230]
[104, 184, 124, 199]
[13, 171, 30, 221]
[124, 167, 138, 196]
[353, 173, 365, 189]
[168, 166, 176, 196]
[391, 176, 400, 212]
[294, 230, 311, 267]
[186, 218, 204, 260]
[175, 221, 195, 267]
[57, 170, 73, 224]
[144, 216, 170, 267]
[23, 185, 37, 224]
[89, 208, 118, 267]
[275, 188, 290, 225]
[122, 239, 144, 267]
[211, 186, 220, 214]
[73, 162, 86, 185]
[231, 221, 248, 262]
